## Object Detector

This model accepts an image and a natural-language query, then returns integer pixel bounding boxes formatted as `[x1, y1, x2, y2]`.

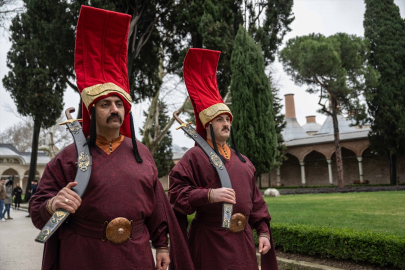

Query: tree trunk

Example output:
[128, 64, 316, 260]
[25, 120, 41, 202]
[257, 174, 262, 189]
[389, 152, 398, 185]
[331, 98, 344, 188]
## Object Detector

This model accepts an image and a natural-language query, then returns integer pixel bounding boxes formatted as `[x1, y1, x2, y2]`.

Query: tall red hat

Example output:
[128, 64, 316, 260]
[183, 48, 232, 140]
[75, 5, 132, 137]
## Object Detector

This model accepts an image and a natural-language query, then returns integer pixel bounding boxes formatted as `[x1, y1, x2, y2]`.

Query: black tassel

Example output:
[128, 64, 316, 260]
[231, 126, 246, 163]
[209, 123, 227, 164]
[87, 106, 97, 148]
[130, 112, 143, 163]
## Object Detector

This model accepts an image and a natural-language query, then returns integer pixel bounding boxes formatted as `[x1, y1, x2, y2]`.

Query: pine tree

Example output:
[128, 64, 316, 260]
[230, 26, 277, 179]
[140, 101, 175, 177]
[2, 1, 65, 197]
[280, 33, 379, 187]
[364, 0, 405, 185]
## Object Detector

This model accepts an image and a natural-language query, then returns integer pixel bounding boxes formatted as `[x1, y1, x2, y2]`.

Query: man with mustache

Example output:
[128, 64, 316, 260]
[28, 6, 193, 270]
[169, 49, 278, 270]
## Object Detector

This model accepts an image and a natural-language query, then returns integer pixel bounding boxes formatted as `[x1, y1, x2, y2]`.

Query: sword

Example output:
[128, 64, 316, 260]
[35, 108, 92, 243]
[173, 111, 233, 229]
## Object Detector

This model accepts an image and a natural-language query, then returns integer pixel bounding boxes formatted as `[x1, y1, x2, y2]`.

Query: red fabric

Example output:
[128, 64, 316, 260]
[75, 5, 132, 137]
[183, 48, 232, 139]
[29, 139, 194, 270]
[169, 147, 278, 270]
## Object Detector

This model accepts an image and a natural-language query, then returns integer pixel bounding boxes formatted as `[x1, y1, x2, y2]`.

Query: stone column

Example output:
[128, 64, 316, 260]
[299, 161, 306, 185]
[357, 157, 364, 183]
[327, 159, 333, 184]
[276, 168, 281, 186]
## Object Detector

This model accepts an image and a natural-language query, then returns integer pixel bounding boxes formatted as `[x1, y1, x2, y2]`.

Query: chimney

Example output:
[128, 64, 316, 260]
[284, 94, 296, 119]
[306, 116, 316, 123]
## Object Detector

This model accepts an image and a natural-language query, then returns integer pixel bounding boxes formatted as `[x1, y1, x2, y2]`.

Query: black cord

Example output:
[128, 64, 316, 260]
[231, 126, 246, 163]
[87, 106, 97, 148]
[130, 112, 143, 163]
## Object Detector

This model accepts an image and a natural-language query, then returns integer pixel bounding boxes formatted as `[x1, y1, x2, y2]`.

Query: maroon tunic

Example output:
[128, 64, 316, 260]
[169, 146, 278, 270]
[30, 138, 194, 270]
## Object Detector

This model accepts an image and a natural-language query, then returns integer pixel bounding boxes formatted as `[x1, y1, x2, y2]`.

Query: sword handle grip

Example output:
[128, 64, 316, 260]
[173, 111, 184, 125]
[65, 107, 75, 120]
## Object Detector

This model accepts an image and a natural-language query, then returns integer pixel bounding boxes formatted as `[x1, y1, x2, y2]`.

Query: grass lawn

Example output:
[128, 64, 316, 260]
[265, 191, 405, 237]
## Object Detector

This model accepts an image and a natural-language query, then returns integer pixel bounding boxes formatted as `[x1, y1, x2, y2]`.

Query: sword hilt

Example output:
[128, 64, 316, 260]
[65, 107, 75, 120]
[173, 111, 193, 130]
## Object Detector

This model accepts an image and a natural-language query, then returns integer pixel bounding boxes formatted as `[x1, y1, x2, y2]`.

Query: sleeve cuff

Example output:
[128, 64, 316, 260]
[152, 228, 169, 249]
[39, 199, 53, 221]
[255, 219, 270, 235]
[189, 188, 210, 208]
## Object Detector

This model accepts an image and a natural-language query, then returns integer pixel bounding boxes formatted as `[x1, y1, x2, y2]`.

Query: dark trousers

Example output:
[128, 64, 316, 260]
[2, 204, 10, 218]
[14, 201, 20, 209]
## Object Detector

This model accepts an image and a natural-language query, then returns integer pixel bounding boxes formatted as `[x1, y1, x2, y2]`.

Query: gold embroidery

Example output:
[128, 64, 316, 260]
[50, 210, 68, 224]
[37, 229, 50, 242]
[81, 82, 132, 108]
[78, 152, 90, 172]
[199, 103, 232, 127]
[210, 152, 223, 170]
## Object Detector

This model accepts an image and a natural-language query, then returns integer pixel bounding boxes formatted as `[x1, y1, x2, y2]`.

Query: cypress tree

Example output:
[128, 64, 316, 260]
[230, 26, 277, 179]
[364, 0, 405, 185]
[2, 1, 65, 197]
[269, 72, 287, 171]
[140, 101, 175, 177]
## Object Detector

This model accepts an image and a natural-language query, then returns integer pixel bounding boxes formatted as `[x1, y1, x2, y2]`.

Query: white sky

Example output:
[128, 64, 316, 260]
[1, 0, 405, 149]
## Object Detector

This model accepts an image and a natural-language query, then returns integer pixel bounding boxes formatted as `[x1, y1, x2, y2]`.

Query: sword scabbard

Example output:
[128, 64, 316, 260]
[35, 209, 70, 243]
[35, 107, 92, 244]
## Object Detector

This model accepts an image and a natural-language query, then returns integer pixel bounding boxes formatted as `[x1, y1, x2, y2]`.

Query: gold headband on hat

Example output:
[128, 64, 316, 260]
[199, 103, 233, 127]
[80, 82, 132, 109]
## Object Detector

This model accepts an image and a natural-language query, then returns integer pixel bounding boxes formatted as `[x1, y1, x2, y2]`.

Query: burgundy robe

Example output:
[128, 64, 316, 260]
[30, 138, 194, 270]
[169, 146, 278, 270]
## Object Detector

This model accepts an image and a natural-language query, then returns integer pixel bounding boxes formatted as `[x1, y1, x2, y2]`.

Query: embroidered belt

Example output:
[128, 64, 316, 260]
[195, 213, 248, 233]
[67, 217, 145, 244]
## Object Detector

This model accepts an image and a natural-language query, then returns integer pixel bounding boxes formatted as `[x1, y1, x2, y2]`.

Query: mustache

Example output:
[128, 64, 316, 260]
[222, 127, 230, 131]
[107, 113, 122, 123]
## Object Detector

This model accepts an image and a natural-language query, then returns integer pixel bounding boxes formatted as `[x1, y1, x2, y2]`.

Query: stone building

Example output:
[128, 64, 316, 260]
[268, 94, 400, 187]
[0, 144, 50, 193]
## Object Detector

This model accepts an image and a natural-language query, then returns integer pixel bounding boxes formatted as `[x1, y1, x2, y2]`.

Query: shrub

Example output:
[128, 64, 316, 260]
[271, 223, 405, 269]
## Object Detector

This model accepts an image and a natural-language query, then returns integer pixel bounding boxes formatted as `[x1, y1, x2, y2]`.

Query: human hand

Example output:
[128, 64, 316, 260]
[258, 236, 271, 254]
[155, 252, 170, 270]
[51, 182, 82, 213]
[211, 188, 236, 204]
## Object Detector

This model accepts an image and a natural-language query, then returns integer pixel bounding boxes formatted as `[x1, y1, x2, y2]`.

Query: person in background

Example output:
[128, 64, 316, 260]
[13, 183, 23, 210]
[0, 178, 6, 222]
[26, 180, 38, 218]
[3, 180, 13, 220]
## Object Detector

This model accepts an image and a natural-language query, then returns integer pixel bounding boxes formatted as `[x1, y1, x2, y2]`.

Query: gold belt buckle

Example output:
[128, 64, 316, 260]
[105, 217, 132, 244]
[229, 213, 246, 233]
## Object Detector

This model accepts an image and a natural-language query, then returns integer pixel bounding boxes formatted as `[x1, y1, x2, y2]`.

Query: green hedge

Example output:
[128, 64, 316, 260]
[187, 216, 405, 268]
[271, 223, 405, 269]
[260, 183, 405, 191]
